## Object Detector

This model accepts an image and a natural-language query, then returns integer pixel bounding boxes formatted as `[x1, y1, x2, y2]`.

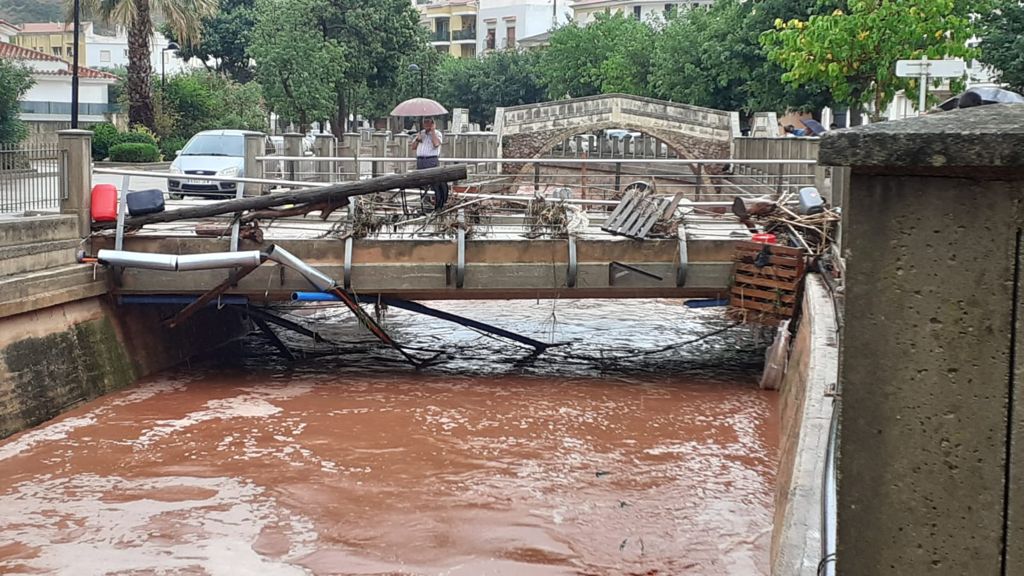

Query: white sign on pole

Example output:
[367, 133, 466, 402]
[896, 59, 967, 78]
[895, 57, 967, 115]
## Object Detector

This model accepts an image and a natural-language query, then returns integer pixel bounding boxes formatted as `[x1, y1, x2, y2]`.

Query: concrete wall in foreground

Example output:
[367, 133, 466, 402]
[772, 274, 839, 575]
[0, 296, 247, 440]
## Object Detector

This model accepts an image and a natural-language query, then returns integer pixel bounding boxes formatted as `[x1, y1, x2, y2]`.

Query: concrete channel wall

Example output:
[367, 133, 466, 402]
[0, 209, 247, 440]
[771, 274, 839, 575]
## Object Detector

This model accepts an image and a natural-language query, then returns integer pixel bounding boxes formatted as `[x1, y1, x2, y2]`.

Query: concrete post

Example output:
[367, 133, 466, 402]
[820, 105, 1024, 575]
[390, 135, 409, 174]
[339, 133, 359, 181]
[371, 133, 388, 177]
[283, 133, 304, 182]
[313, 134, 335, 183]
[242, 132, 265, 195]
[58, 129, 92, 237]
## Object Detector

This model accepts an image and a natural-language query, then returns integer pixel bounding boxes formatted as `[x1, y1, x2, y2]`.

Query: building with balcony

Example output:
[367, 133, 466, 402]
[570, 0, 710, 24]
[418, 0, 479, 59]
[478, 0, 567, 54]
[0, 41, 119, 144]
[10, 22, 88, 64]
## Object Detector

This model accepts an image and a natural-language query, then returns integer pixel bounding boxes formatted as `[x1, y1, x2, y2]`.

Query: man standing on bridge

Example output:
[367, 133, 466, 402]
[411, 117, 449, 211]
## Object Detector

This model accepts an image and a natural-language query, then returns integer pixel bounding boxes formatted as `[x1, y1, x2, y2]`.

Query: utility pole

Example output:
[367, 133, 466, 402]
[71, 0, 80, 128]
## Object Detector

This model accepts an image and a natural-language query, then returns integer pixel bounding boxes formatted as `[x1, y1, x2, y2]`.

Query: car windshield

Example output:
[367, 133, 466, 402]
[181, 134, 244, 157]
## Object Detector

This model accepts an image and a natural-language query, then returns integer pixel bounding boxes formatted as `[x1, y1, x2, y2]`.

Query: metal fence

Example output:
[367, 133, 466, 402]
[255, 156, 819, 203]
[0, 143, 67, 215]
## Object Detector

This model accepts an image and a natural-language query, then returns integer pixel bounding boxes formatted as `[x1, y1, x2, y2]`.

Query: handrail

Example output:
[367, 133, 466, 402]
[93, 167, 322, 188]
[255, 156, 818, 166]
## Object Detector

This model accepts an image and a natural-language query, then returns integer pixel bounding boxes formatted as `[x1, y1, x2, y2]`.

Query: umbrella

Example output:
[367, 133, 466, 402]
[390, 97, 448, 117]
[936, 86, 1024, 111]
[801, 119, 827, 136]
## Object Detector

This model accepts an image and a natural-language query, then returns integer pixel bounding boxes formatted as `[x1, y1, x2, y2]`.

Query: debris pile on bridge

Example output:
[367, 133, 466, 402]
[731, 193, 840, 257]
[90, 165, 467, 231]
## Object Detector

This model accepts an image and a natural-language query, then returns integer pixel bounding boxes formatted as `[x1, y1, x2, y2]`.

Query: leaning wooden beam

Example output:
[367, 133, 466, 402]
[92, 165, 467, 230]
[164, 264, 260, 328]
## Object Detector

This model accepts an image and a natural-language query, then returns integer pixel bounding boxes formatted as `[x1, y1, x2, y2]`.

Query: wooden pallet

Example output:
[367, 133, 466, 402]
[601, 185, 679, 239]
[728, 241, 806, 324]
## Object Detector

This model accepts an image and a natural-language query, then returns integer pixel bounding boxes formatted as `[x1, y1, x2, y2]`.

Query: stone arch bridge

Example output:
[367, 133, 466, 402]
[493, 94, 740, 165]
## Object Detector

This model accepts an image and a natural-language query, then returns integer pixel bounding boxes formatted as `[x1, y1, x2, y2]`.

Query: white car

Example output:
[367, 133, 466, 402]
[169, 130, 275, 199]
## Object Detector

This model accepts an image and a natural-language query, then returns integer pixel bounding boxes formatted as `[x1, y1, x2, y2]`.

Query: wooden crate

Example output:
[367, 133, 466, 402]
[728, 241, 806, 324]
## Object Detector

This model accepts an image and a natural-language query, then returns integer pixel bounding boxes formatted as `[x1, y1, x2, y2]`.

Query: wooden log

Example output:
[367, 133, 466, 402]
[92, 165, 467, 230]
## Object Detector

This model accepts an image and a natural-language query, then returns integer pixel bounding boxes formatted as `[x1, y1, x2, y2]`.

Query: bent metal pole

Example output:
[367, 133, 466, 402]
[262, 245, 422, 366]
[85, 247, 422, 366]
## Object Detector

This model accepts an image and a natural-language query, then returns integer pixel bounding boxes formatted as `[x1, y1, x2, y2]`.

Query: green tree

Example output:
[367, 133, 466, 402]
[0, 60, 34, 146]
[163, 0, 257, 82]
[653, 0, 761, 112]
[249, 0, 423, 134]
[977, 0, 1024, 93]
[360, 42, 446, 121]
[539, 13, 656, 99]
[249, 0, 345, 131]
[762, 0, 981, 122]
[78, 0, 217, 130]
[435, 50, 546, 125]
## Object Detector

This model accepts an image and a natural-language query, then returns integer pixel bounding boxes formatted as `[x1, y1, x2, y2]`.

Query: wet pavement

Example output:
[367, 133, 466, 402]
[0, 300, 779, 575]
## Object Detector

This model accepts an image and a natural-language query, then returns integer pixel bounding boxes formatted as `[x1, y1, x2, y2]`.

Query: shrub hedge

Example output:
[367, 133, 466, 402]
[109, 143, 161, 163]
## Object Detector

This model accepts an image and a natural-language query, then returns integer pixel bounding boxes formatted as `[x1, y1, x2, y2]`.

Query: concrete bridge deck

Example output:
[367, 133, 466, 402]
[91, 209, 746, 301]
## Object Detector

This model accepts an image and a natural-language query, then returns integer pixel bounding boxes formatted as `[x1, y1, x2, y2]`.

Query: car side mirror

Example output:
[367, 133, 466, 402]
[174, 150, 181, 156]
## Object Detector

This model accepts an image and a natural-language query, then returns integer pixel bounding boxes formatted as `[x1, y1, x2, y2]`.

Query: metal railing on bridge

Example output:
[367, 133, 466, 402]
[0, 142, 67, 215]
[254, 155, 820, 203]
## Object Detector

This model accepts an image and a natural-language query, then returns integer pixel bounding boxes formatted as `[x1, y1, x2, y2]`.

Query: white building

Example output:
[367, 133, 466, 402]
[84, 25, 196, 75]
[477, 0, 568, 54]
[0, 19, 18, 43]
[0, 40, 119, 142]
[571, 0, 711, 24]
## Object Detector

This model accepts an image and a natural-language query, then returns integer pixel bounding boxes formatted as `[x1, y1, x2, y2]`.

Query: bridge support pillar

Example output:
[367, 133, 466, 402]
[821, 106, 1024, 576]
[58, 129, 92, 237]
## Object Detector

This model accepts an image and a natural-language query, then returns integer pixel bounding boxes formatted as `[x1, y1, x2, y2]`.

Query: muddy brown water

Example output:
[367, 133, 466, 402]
[0, 300, 779, 575]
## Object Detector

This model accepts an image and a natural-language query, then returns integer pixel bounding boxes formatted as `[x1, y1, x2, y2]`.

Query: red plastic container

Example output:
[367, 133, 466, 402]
[752, 232, 777, 244]
[91, 184, 118, 222]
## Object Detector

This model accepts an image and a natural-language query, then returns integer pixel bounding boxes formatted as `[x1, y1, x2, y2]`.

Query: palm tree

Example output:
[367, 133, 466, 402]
[76, 0, 216, 129]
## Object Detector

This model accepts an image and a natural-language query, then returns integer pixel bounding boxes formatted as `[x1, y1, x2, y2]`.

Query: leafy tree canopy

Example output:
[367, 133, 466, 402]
[762, 0, 982, 120]
[539, 13, 656, 99]
[0, 60, 34, 146]
[163, 0, 257, 82]
[435, 49, 547, 126]
[977, 0, 1024, 93]
[249, 0, 423, 133]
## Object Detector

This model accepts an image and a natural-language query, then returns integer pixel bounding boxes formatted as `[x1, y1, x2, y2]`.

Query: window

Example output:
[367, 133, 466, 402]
[486, 28, 495, 50]
[633, 5, 642, 19]
[100, 50, 111, 63]
[664, 3, 675, 16]
[461, 44, 475, 58]
[123, 49, 128, 57]
[506, 25, 515, 49]
[52, 46, 62, 56]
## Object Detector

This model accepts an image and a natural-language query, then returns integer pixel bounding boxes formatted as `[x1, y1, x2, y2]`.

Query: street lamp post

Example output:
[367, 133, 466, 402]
[71, 0, 80, 128]
[408, 63, 424, 98]
[161, 42, 180, 88]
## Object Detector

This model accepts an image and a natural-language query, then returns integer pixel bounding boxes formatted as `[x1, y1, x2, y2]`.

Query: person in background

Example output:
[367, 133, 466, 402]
[784, 124, 808, 137]
[410, 117, 448, 210]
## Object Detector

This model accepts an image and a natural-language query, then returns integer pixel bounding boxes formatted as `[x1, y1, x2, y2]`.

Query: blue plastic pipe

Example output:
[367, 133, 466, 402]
[292, 291, 342, 302]
[684, 298, 730, 308]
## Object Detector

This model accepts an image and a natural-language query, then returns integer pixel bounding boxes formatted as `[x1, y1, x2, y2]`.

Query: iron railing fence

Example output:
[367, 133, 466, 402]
[0, 142, 67, 215]
[255, 156, 819, 203]
[94, 157, 818, 251]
